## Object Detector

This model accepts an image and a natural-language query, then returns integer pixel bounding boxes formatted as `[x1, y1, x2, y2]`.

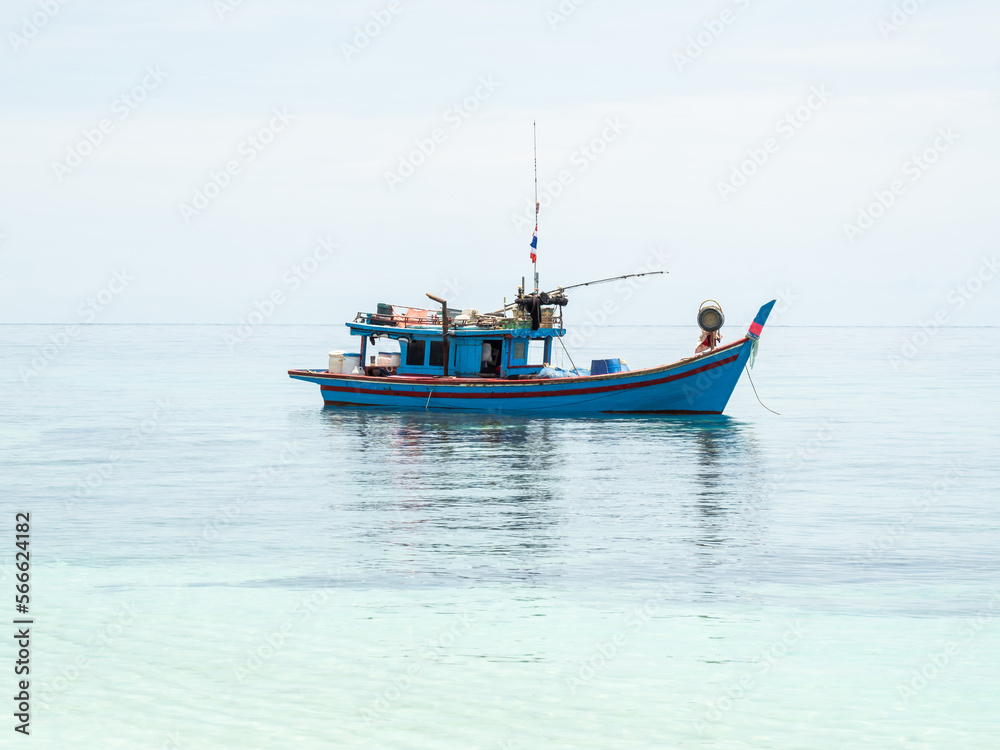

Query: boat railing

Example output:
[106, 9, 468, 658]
[353, 304, 563, 330]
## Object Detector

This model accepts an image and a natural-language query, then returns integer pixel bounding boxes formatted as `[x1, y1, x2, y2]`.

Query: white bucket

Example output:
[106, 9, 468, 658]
[343, 353, 361, 374]
[328, 351, 345, 374]
[376, 351, 401, 367]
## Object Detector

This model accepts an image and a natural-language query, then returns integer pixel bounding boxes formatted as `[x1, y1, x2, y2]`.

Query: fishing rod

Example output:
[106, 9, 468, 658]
[556, 270, 666, 294]
[488, 270, 667, 315]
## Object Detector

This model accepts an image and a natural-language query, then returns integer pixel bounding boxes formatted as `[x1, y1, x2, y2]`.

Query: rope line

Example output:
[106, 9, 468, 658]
[556, 334, 578, 374]
[745, 366, 780, 415]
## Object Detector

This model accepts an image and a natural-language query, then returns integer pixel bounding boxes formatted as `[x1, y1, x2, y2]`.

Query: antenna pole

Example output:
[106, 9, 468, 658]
[533, 121, 539, 292]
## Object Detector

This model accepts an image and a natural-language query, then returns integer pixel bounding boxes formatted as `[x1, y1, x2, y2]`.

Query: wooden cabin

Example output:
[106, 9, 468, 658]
[346, 304, 564, 379]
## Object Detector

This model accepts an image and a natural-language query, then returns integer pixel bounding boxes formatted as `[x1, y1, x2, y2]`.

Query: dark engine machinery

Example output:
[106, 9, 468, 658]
[515, 290, 569, 330]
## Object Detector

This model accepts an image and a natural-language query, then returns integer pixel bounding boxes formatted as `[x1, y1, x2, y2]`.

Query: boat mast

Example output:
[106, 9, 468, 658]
[533, 121, 539, 293]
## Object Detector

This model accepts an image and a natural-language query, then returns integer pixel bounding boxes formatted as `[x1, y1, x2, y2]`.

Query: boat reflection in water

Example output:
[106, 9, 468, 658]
[686, 422, 769, 598]
[313, 409, 767, 595]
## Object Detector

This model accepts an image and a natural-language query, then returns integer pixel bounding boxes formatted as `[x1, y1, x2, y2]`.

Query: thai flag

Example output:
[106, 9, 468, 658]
[530, 224, 537, 263]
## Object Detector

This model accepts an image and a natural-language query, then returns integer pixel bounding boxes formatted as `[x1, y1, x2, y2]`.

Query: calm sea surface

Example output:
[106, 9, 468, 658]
[2, 324, 998, 748]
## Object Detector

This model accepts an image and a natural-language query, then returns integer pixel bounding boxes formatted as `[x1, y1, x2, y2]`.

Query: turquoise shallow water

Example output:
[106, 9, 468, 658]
[2, 324, 998, 748]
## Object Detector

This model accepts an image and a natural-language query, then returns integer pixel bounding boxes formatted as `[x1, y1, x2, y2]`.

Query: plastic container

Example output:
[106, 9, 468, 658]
[376, 352, 401, 367]
[328, 351, 345, 374]
[343, 353, 361, 374]
[590, 358, 623, 375]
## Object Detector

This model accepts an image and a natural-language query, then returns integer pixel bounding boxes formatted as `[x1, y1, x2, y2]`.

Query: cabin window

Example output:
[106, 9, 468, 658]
[429, 341, 444, 366]
[406, 340, 426, 366]
[512, 341, 527, 360]
[528, 340, 545, 365]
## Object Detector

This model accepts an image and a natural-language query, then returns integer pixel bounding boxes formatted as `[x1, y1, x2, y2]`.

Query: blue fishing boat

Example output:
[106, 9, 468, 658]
[288, 283, 776, 415]
[291, 127, 776, 414]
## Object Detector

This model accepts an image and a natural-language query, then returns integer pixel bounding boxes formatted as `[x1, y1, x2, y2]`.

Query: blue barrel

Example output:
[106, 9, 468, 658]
[590, 358, 623, 375]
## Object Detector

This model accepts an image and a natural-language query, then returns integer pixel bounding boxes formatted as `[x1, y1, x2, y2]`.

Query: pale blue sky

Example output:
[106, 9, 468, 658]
[1, 0, 998, 328]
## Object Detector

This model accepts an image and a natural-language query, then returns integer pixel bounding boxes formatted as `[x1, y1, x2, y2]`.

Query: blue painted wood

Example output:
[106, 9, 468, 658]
[453, 340, 482, 377]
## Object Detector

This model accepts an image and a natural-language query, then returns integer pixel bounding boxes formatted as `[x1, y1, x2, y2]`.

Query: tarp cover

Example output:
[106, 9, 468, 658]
[538, 366, 591, 379]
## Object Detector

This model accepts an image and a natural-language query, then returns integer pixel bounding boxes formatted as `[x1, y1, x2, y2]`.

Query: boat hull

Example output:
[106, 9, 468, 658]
[288, 336, 755, 414]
